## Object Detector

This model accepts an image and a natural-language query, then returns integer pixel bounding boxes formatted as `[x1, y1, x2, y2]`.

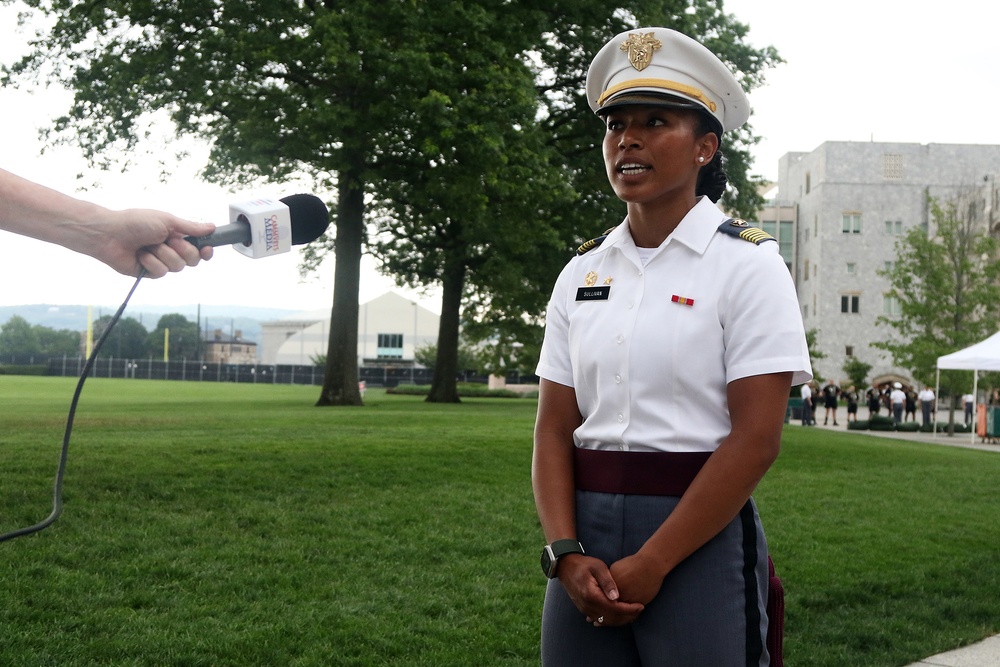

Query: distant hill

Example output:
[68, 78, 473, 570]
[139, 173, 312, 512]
[0, 304, 300, 345]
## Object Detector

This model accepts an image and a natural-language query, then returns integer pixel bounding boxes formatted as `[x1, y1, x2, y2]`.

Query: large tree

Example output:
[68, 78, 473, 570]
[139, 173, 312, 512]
[876, 192, 1000, 412]
[361, 2, 577, 402]
[4, 0, 779, 404]
[93, 314, 148, 359]
[147, 313, 200, 361]
[34, 324, 83, 357]
[0, 315, 40, 357]
[364, 1, 780, 401]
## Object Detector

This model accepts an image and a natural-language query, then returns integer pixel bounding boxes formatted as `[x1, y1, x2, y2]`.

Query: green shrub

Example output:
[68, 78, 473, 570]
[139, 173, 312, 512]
[386, 383, 529, 398]
[0, 364, 48, 376]
[923, 422, 975, 434]
[921, 421, 958, 433]
[870, 422, 896, 431]
[869, 414, 896, 429]
[847, 420, 870, 430]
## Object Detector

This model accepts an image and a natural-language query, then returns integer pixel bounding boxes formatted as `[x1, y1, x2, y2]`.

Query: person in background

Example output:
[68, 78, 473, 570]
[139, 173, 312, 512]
[963, 392, 975, 426]
[0, 167, 214, 277]
[918, 385, 936, 428]
[890, 382, 906, 424]
[844, 385, 859, 423]
[867, 386, 881, 416]
[532, 27, 811, 666]
[800, 381, 814, 426]
[821, 380, 839, 426]
[904, 387, 917, 422]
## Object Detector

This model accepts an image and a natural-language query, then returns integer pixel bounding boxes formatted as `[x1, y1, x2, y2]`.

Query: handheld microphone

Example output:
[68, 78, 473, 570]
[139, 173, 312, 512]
[185, 194, 330, 258]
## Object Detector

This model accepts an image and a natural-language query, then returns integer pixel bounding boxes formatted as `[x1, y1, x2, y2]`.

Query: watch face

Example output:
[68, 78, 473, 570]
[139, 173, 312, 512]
[540, 546, 556, 578]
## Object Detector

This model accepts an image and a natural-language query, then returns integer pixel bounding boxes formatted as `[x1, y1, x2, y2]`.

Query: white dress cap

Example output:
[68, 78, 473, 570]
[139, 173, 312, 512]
[586, 27, 750, 132]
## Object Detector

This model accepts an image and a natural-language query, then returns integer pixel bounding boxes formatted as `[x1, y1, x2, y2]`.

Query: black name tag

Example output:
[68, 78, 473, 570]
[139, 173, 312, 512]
[576, 286, 611, 301]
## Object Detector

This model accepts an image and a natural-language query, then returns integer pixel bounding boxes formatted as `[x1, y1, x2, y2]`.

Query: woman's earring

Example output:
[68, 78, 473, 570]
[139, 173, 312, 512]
[698, 156, 706, 163]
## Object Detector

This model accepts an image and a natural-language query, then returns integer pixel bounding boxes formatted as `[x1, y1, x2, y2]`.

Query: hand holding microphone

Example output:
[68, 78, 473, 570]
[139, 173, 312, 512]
[184, 194, 330, 257]
[0, 167, 215, 278]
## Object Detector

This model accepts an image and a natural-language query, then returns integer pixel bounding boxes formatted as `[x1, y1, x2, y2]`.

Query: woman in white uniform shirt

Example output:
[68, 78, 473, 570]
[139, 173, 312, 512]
[532, 28, 811, 666]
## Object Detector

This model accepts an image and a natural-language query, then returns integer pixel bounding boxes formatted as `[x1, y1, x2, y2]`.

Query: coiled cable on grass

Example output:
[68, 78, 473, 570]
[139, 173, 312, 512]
[1, 269, 146, 543]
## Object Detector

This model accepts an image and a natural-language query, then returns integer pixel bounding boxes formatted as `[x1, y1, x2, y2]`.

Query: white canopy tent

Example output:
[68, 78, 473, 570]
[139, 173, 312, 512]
[935, 331, 1000, 443]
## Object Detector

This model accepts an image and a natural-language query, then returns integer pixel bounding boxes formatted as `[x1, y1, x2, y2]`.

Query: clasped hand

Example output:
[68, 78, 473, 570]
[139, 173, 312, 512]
[558, 552, 664, 627]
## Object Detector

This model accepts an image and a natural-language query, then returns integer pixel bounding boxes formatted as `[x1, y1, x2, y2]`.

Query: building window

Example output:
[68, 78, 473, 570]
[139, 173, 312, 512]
[805, 172, 811, 194]
[841, 294, 860, 314]
[778, 220, 793, 270]
[377, 333, 404, 358]
[804, 259, 810, 281]
[842, 213, 862, 234]
[755, 218, 793, 272]
[883, 295, 902, 316]
[883, 153, 903, 180]
[884, 220, 903, 235]
[847, 262, 856, 274]
[846, 345, 854, 357]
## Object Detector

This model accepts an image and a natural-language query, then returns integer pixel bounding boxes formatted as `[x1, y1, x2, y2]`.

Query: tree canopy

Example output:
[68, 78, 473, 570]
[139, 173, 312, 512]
[4, 0, 781, 404]
[146, 314, 201, 361]
[876, 193, 1000, 394]
[0, 315, 81, 357]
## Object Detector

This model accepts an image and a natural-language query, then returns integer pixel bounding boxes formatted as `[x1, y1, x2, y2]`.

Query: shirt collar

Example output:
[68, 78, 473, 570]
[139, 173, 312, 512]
[588, 197, 727, 258]
[664, 197, 726, 255]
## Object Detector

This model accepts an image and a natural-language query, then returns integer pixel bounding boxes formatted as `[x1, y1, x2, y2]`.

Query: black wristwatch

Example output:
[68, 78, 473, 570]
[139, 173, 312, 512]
[540, 539, 585, 578]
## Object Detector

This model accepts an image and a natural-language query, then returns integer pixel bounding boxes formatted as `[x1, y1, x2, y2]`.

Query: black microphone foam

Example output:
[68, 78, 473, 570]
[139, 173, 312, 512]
[281, 194, 331, 245]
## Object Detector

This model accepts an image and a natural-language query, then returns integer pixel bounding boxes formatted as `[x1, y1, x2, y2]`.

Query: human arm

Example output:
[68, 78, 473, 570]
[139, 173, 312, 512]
[607, 371, 792, 607]
[0, 167, 214, 278]
[532, 378, 645, 625]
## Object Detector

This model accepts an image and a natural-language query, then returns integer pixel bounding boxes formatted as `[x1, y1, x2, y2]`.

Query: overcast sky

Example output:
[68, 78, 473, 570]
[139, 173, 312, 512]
[2, 0, 998, 311]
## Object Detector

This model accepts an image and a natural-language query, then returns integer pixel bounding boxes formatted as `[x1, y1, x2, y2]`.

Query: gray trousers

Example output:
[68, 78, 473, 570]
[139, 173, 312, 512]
[541, 491, 770, 667]
[922, 401, 933, 426]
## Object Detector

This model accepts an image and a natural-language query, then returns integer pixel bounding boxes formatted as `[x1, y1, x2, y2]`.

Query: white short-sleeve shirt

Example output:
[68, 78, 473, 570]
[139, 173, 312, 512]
[536, 197, 812, 453]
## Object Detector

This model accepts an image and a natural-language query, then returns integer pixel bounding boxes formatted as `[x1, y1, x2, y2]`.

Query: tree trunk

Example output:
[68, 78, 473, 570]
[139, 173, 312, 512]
[316, 165, 365, 407]
[426, 256, 465, 403]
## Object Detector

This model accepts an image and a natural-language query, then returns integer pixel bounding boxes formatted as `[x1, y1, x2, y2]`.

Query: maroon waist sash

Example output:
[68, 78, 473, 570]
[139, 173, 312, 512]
[573, 447, 712, 496]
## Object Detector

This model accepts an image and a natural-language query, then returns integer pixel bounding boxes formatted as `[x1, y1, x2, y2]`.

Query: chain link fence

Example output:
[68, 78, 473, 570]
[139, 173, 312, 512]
[1, 354, 534, 388]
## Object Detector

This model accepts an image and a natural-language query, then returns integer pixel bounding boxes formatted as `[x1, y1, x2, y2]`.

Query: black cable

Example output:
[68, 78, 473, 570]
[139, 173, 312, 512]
[1, 269, 146, 543]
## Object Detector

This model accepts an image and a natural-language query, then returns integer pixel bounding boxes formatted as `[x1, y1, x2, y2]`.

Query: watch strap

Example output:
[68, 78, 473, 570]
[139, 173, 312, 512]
[542, 539, 585, 578]
[549, 539, 585, 558]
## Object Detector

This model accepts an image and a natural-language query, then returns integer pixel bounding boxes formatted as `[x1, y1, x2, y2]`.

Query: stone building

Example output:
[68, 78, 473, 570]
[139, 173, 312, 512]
[202, 329, 257, 364]
[769, 140, 1000, 383]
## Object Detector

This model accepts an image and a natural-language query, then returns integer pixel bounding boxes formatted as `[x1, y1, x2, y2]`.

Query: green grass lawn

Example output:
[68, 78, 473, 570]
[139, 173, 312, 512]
[2, 376, 999, 666]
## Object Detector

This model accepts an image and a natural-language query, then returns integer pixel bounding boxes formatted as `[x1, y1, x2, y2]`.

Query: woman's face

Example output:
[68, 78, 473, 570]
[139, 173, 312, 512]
[601, 105, 714, 208]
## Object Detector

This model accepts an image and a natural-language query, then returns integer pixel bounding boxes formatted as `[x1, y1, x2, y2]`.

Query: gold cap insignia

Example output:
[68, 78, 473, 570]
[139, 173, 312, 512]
[585, 271, 598, 287]
[620, 32, 662, 72]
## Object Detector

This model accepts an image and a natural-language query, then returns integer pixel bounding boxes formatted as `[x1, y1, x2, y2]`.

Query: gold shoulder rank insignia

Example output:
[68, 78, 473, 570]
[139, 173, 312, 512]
[716, 218, 776, 245]
[577, 227, 618, 255]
